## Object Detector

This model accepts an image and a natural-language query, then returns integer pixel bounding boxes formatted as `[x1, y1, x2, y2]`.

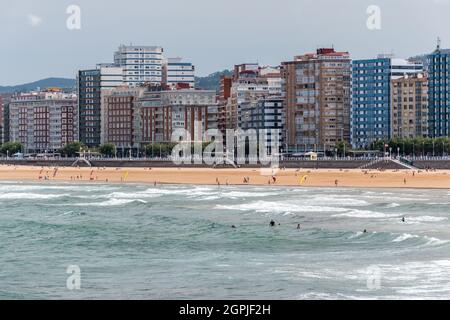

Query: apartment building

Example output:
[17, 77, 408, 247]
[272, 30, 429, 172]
[227, 64, 281, 130]
[114, 45, 164, 86]
[282, 48, 351, 152]
[351, 55, 423, 148]
[391, 73, 428, 138]
[102, 86, 146, 149]
[77, 65, 124, 147]
[428, 46, 450, 137]
[238, 96, 285, 151]
[8, 90, 78, 153]
[163, 57, 195, 89]
[218, 75, 232, 133]
[103, 86, 218, 147]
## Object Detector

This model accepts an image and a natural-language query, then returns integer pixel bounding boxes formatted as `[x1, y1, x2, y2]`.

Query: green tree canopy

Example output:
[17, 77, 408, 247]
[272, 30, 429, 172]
[98, 143, 116, 157]
[59, 142, 85, 157]
[1, 141, 23, 155]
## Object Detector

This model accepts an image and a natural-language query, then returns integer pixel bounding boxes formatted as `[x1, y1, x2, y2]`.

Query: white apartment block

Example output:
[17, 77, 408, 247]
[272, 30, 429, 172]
[164, 57, 195, 89]
[114, 45, 164, 86]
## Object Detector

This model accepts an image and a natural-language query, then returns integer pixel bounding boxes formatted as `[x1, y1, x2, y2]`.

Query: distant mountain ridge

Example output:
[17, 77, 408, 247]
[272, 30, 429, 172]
[0, 71, 232, 94]
[195, 70, 233, 91]
[0, 78, 76, 93]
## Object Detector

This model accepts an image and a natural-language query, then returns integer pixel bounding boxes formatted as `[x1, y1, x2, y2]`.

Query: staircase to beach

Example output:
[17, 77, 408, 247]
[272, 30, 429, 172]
[71, 158, 92, 167]
[359, 158, 418, 170]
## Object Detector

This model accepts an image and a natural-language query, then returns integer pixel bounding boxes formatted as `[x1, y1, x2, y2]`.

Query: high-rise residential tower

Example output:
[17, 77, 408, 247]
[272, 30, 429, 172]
[114, 45, 164, 86]
[282, 48, 351, 152]
[427, 45, 450, 138]
[77, 65, 124, 147]
[391, 73, 428, 138]
[351, 55, 423, 148]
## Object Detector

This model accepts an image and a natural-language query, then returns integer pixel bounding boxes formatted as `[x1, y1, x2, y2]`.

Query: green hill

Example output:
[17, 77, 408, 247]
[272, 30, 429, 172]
[195, 70, 232, 91]
[0, 78, 76, 93]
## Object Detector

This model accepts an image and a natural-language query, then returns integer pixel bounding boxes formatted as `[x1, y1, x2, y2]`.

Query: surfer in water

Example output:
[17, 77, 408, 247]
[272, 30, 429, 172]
[270, 220, 276, 227]
[401, 217, 405, 223]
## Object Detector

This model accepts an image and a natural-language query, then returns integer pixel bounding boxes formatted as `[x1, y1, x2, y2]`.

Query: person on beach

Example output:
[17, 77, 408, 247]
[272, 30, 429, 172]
[335, 179, 339, 187]
[404, 178, 407, 185]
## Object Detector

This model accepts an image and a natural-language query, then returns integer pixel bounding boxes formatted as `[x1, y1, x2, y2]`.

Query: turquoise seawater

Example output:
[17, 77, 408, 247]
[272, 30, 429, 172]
[0, 181, 450, 299]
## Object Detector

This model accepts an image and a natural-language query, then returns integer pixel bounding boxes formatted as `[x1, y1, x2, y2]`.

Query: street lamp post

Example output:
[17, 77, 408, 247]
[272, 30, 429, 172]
[397, 147, 400, 158]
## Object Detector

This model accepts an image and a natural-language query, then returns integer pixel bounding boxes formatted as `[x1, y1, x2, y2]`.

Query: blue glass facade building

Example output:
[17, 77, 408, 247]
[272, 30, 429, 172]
[428, 48, 450, 137]
[351, 58, 391, 149]
[351, 57, 423, 148]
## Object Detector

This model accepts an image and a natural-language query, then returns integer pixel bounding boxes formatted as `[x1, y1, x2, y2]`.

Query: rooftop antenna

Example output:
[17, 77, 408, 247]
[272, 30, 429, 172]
[437, 37, 441, 50]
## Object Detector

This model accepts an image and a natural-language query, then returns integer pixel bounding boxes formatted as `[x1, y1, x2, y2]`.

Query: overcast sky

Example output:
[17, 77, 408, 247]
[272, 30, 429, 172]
[1, 0, 449, 85]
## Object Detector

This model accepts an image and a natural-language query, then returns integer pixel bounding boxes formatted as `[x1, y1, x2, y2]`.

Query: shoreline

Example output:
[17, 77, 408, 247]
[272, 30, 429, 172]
[1, 165, 450, 189]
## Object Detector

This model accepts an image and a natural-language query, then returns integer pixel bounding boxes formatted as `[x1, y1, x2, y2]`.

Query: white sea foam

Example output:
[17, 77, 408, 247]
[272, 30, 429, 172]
[0, 192, 70, 200]
[333, 209, 400, 219]
[386, 203, 400, 208]
[219, 191, 280, 198]
[216, 200, 348, 214]
[423, 237, 450, 247]
[107, 191, 161, 199]
[392, 233, 420, 242]
[305, 195, 369, 206]
[0, 184, 117, 192]
[348, 231, 364, 239]
[408, 216, 448, 223]
[72, 198, 147, 207]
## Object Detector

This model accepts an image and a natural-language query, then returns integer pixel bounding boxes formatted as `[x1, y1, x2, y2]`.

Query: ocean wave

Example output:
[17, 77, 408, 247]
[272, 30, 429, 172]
[333, 209, 400, 219]
[392, 233, 420, 242]
[216, 200, 348, 214]
[304, 195, 369, 206]
[0, 183, 118, 192]
[391, 233, 449, 247]
[424, 237, 449, 247]
[0, 192, 70, 200]
[71, 198, 147, 207]
[406, 216, 448, 223]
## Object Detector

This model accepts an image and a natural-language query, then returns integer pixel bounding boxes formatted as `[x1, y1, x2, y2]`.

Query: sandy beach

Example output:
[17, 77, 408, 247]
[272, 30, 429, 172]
[0, 164, 449, 189]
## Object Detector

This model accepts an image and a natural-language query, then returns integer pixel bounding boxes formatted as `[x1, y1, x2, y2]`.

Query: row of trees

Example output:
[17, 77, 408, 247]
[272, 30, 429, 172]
[1, 138, 450, 158]
[371, 137, 450, 156]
